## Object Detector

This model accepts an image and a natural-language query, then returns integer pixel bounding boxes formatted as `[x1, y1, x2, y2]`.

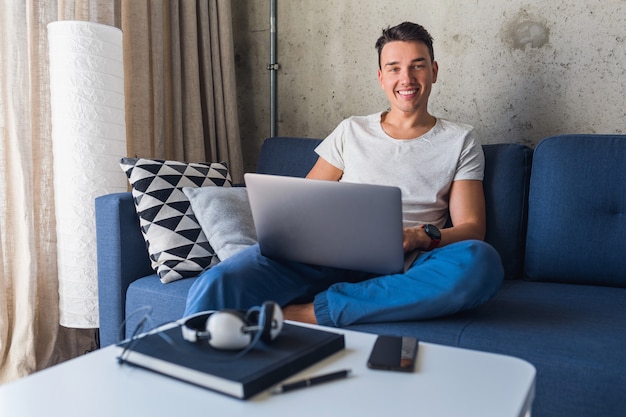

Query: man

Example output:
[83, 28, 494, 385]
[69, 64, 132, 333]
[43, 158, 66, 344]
[184, 22, 503, 326]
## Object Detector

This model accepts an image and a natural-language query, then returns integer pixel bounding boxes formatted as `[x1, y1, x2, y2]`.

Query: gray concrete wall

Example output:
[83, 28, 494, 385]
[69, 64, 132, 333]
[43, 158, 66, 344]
[232, 0, 626, 172]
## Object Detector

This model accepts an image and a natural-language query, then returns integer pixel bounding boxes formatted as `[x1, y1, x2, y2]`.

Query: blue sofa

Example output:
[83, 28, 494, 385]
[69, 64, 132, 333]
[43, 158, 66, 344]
[96, 134, 626, 417]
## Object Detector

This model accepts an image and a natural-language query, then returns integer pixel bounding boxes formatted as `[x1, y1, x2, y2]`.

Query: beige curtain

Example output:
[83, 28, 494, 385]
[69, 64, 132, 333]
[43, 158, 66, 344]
[122, 1, 243, 181]
[0, 0, 241, 383]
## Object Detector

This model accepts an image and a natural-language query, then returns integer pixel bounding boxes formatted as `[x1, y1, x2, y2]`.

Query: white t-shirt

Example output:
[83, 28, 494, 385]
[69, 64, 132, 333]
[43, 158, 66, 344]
[315, 112, 484, 228]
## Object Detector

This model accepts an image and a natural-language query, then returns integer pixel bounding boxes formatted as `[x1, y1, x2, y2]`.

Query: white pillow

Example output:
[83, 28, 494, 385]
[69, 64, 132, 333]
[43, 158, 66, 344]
[183, 187, 257, 261]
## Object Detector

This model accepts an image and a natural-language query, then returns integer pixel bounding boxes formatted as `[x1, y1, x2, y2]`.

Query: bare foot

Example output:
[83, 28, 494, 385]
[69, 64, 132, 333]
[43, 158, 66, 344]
[282, 303, 318, 324]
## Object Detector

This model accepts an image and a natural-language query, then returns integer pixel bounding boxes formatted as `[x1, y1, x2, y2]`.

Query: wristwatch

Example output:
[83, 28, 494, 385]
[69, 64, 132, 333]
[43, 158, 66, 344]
[421, 224, 441, 251]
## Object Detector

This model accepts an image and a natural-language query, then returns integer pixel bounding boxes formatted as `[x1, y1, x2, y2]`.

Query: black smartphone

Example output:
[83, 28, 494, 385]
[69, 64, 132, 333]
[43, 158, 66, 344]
[367, 335, 419, 372]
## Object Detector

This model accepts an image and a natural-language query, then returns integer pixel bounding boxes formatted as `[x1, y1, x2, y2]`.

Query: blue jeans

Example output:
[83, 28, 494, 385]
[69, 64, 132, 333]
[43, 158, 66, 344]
[184, 240, 504, 327]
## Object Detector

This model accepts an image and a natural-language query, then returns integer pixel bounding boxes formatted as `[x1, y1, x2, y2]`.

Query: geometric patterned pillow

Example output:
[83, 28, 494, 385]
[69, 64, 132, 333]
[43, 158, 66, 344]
[120, 158, 232, 283]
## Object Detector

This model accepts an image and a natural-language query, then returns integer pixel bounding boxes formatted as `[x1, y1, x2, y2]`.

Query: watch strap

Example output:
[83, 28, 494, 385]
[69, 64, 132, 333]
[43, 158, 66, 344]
[421, 224, 441, 251]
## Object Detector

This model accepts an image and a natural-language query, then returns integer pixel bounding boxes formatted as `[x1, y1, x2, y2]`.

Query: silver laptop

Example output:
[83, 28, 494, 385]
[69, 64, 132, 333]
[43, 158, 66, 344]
[244, 173, 405, 275]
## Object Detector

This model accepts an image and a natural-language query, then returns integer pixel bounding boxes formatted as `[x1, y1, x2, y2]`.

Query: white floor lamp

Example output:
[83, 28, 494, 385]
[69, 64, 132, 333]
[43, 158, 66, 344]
[48, 21, 128, 328]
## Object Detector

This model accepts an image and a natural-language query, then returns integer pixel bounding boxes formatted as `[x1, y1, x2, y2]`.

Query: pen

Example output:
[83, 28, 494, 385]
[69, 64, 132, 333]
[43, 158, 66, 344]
[272, 369, 352, 394]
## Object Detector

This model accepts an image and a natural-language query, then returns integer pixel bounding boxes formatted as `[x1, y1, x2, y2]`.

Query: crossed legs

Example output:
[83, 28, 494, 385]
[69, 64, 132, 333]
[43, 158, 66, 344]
[184, 240, 504, 327]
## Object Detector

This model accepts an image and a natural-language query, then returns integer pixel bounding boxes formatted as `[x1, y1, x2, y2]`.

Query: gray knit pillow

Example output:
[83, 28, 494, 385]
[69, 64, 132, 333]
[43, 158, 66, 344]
[183, 187, 257, 261]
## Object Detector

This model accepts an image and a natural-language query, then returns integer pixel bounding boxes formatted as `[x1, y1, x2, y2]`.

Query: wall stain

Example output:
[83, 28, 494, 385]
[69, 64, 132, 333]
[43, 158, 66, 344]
[507, 20, 550, 50]
[503, 10, 550, 50]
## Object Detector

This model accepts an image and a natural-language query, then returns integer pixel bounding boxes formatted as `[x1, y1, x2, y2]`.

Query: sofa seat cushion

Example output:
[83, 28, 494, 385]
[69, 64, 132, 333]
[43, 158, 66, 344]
[125, 274, 197, 340]
[348, 280, 626, 417]
[345, 309, 480, 347]
[459, 280, 626, 417]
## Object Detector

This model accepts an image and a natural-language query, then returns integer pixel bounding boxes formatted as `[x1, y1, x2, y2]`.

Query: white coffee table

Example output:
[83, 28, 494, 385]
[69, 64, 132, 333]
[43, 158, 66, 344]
[0, 323, 535, 417]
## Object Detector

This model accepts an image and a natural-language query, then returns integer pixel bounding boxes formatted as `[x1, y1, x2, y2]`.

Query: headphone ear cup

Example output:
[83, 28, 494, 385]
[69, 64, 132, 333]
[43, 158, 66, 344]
[259, 301, 283, 343]
[206, 310, 252, 350]
[181, 312, 212, 343]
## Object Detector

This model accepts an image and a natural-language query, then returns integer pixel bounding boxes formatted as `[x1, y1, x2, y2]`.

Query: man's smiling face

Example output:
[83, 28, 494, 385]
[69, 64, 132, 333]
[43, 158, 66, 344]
[377, 41, 438, 115]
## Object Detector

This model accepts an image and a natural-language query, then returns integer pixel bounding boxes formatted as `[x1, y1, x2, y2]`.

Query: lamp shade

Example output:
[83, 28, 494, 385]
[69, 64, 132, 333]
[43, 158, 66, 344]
[48, 21, 127, 328]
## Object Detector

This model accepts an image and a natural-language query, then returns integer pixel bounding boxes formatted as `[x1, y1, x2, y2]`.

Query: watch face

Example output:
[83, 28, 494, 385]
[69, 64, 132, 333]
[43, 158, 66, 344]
[425, 224, 441, 240]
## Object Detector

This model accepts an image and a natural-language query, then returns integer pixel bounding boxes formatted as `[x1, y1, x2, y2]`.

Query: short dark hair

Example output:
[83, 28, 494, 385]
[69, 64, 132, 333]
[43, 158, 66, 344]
[375, 22, 435, 68]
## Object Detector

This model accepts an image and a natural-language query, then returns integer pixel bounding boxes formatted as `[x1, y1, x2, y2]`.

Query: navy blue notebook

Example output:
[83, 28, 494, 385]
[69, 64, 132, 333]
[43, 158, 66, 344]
[116, 323, 345, 399]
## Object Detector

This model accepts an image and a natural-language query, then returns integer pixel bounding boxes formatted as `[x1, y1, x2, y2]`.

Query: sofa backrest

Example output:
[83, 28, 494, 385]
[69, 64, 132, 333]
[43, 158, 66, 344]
[483, 144, 533, 279]
[524, 134, 626, 287]
[256, 137, 534, 281]
[256, 137, 322, 177]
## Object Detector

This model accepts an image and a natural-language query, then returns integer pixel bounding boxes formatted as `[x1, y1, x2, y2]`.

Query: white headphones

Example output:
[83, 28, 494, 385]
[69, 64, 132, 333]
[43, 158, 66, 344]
[181, 301, 284, 350]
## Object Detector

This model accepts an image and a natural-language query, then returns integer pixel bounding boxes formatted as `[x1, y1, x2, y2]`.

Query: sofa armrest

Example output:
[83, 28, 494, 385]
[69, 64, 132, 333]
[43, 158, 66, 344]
[95, 192, 153, 346]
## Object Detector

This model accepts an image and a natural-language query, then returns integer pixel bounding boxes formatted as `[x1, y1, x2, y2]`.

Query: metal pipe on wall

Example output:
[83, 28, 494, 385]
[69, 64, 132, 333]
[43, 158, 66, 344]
[268, 0, 278, 137]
